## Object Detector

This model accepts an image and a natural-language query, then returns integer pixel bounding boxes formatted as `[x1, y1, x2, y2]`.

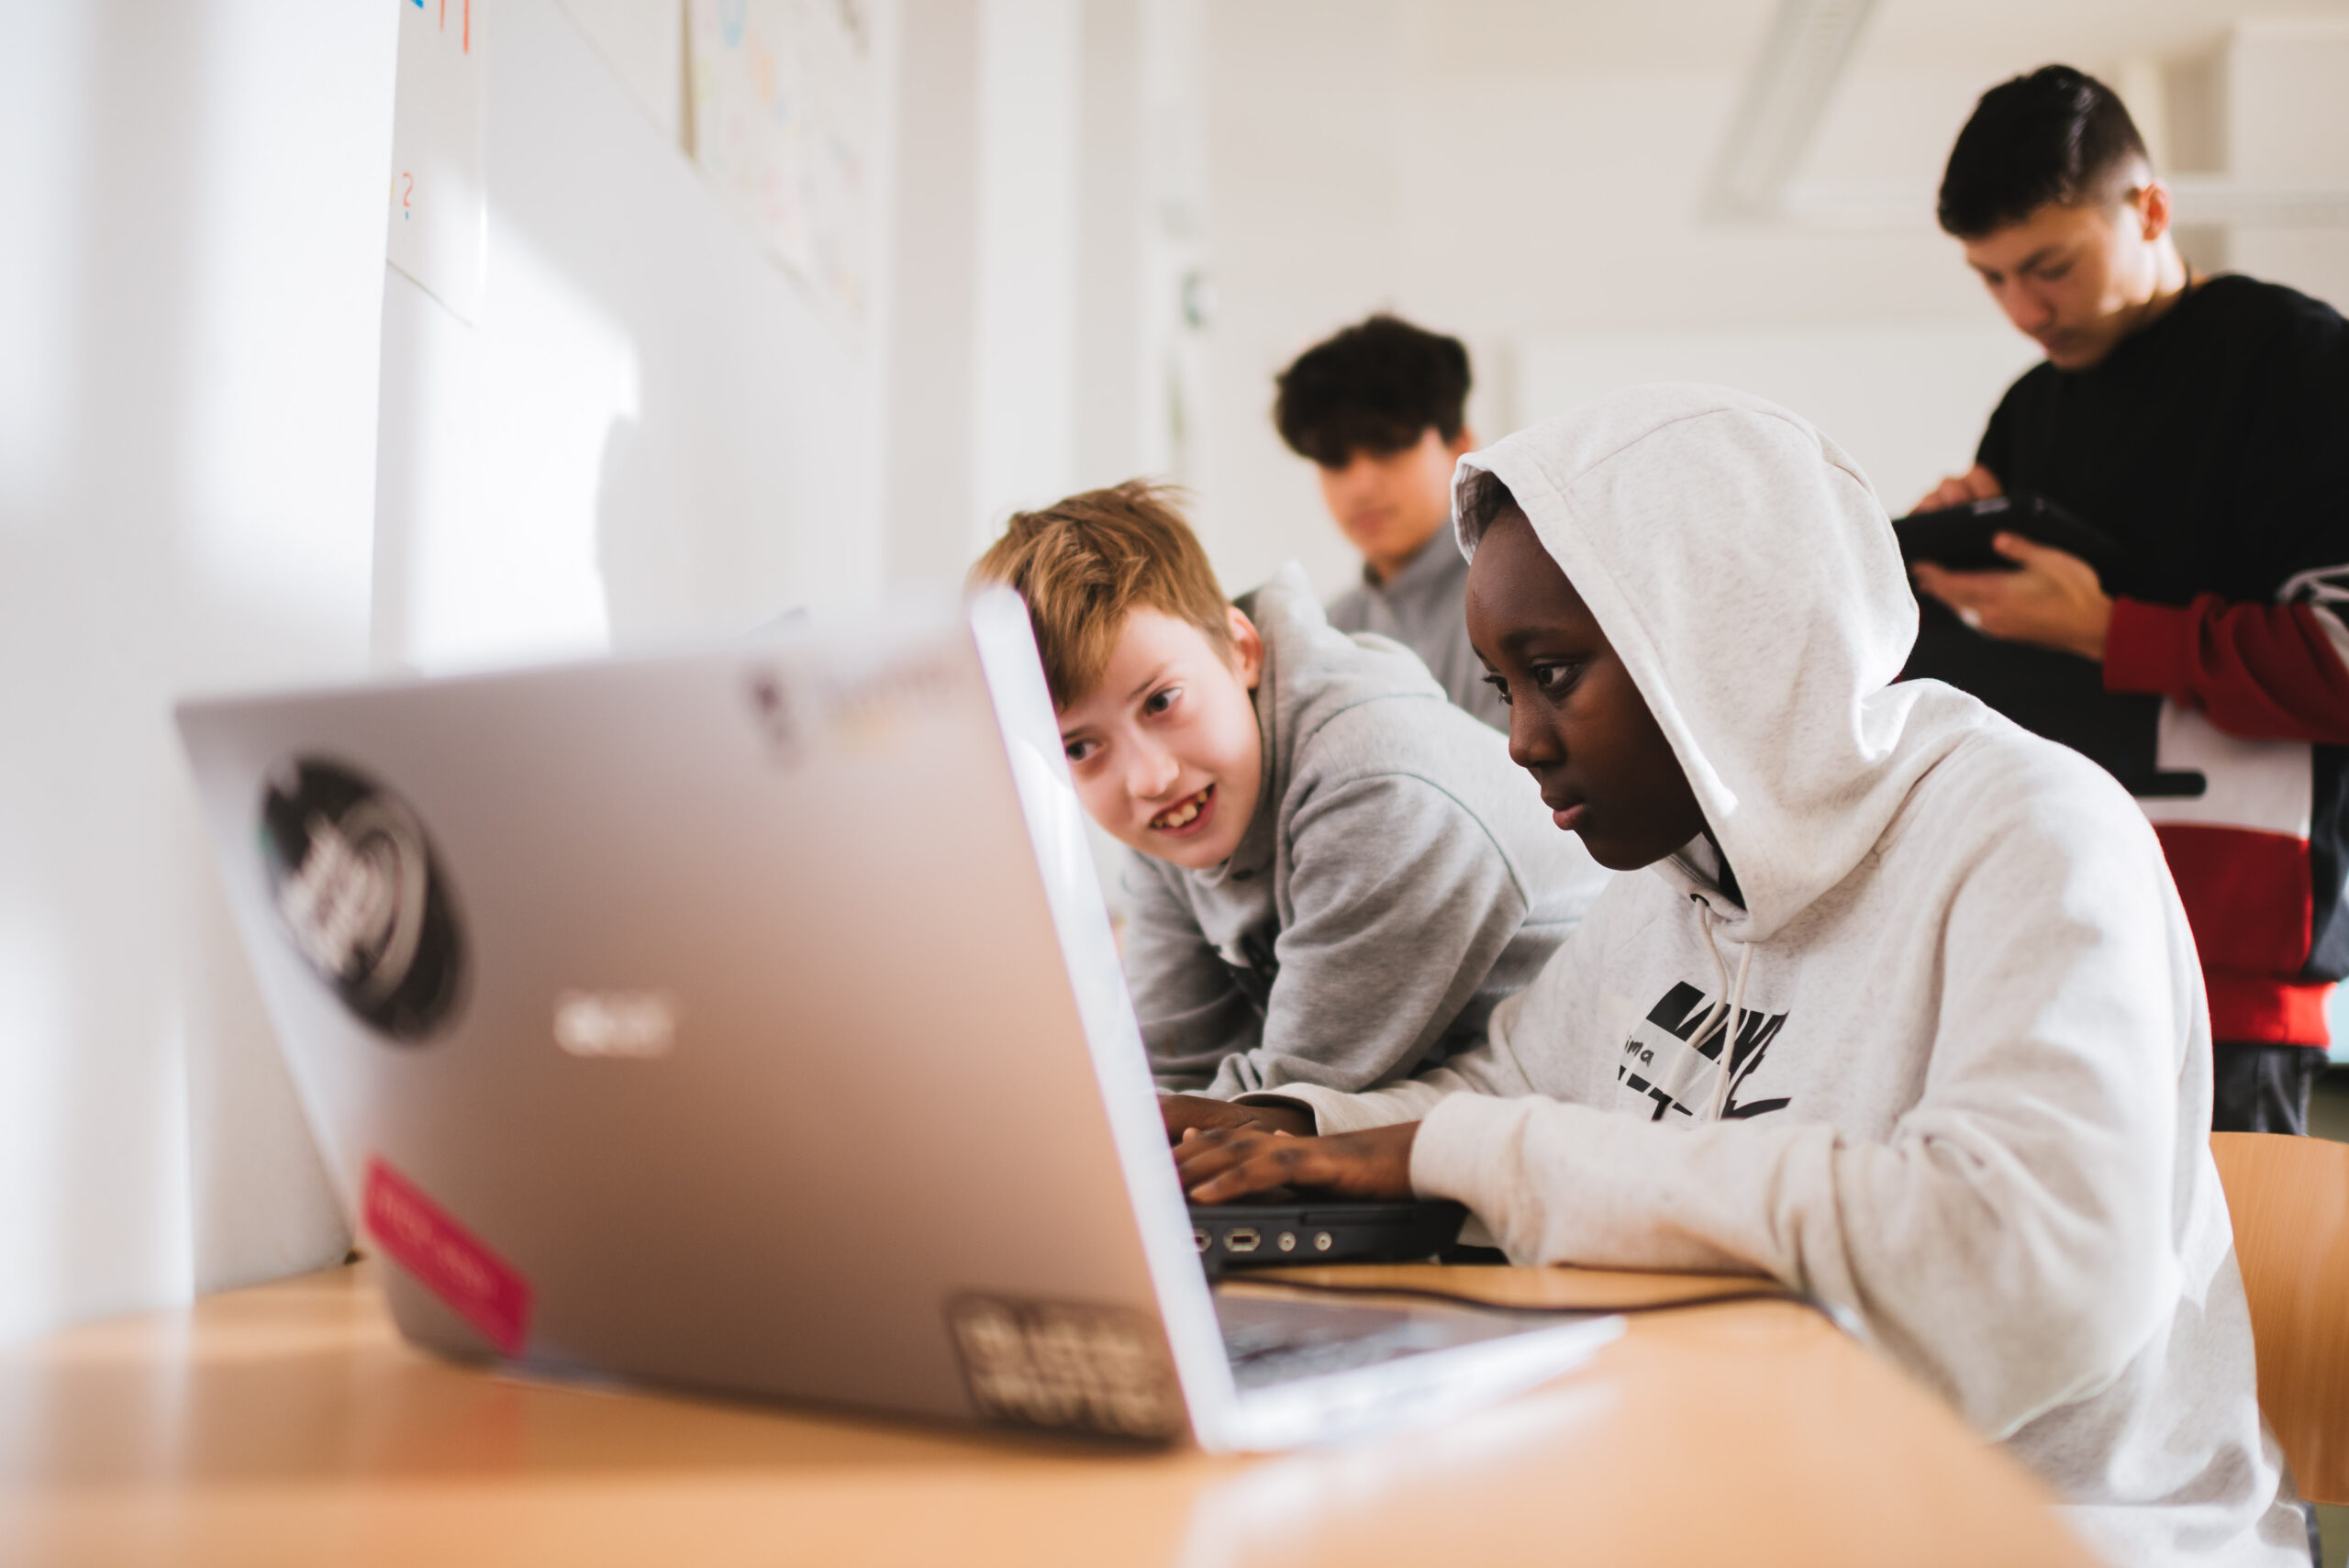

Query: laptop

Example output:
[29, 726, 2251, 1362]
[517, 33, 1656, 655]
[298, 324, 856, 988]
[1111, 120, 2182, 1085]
[174, 590, 1618, 1451]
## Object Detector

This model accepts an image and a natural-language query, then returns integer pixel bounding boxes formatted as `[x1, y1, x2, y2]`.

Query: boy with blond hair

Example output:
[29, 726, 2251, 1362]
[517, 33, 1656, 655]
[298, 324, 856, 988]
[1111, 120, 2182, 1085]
[972, 483, 1606, 1113]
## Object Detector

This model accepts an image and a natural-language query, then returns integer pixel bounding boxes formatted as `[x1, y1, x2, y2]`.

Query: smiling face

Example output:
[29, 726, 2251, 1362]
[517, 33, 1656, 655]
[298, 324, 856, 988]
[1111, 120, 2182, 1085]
[1055, 606, 1267, 870]
[1317, 426, 1476, 583]
[1465, 507, 1707, 872]
[1961, 185, 2175, 371]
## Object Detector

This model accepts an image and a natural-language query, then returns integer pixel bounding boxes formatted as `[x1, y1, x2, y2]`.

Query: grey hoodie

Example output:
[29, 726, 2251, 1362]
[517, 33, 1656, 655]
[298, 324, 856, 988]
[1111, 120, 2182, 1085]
[1327, 531, 1510, 731]
[1126, 565, 1609, 1098]
[1261, 386, 2304, 1566]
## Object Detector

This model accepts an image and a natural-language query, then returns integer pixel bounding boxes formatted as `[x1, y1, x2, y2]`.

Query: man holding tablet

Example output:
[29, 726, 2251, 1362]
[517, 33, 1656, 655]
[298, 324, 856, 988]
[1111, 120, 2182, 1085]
[1908, 65, 2349, 1133]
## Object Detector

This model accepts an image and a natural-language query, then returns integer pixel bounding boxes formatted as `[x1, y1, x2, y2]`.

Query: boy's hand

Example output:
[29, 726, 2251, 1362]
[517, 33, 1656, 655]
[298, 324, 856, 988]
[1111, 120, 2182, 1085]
[1912, 463, 2002, 514]
[1159, 1094, 1314, 1144]
[1175, 1123, 1419, 1205]
[1911, 532, 2113, 662]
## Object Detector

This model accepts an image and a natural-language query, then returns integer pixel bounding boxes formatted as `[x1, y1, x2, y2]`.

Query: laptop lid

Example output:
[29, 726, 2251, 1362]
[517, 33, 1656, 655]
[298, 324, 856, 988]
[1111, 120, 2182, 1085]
[177, 592, 1238, 1440]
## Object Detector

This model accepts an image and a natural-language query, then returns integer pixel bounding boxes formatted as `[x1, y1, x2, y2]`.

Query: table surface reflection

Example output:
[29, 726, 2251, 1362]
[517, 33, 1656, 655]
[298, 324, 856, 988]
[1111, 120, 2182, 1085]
[0, 1259, 2096, 1567]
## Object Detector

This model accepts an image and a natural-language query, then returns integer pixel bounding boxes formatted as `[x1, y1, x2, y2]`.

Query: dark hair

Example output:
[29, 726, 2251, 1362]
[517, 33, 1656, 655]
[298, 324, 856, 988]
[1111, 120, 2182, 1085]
[1456, 468, 1520, 550]
[1937, 65, 2151, 239]
[1273, 314, 1472, 468]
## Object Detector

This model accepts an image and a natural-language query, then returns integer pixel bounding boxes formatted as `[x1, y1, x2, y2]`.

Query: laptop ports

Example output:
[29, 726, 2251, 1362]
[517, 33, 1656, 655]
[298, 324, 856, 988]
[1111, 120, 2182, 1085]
[1222, 1229, 1261, 1254]
[1193, 1229, 1210, 1253]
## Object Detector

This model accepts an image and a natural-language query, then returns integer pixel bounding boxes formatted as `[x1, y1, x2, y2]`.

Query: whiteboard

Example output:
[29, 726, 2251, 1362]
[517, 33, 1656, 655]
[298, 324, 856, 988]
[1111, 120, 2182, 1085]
[687, 0, 877, 330]
[373, 0, 890, 675]
[387, 0, 487, 322]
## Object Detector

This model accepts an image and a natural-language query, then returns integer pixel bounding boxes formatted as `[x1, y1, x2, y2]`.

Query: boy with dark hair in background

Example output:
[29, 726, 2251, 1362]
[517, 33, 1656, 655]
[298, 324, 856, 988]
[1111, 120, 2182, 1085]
[1275, 315, 1503, 728]
[1907, 65, 2349, 1133]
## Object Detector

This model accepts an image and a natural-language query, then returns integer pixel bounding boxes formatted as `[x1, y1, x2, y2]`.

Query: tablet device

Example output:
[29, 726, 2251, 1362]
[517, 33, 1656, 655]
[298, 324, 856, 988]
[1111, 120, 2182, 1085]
[1892, 492, 2128, 582]
[1895, 495, 2203, 797]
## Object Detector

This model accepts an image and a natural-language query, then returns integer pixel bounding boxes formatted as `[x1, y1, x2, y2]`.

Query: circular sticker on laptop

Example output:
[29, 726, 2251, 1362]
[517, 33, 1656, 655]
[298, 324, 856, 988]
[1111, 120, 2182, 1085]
[258, 758, 465, 1042]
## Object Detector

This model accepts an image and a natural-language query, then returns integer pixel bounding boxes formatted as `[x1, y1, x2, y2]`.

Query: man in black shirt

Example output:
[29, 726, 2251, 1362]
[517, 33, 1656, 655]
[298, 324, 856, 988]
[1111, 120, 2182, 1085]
[1909, 65, 2349, 1135]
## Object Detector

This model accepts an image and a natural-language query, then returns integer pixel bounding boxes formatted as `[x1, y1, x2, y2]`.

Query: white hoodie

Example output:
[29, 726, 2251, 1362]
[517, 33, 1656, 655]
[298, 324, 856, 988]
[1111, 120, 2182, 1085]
[1262, 385, 2307, 1565]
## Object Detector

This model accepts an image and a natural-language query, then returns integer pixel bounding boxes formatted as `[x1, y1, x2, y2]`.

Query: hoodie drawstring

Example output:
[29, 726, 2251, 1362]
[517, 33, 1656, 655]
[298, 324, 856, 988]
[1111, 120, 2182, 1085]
[1689, 896, 1753, 1123]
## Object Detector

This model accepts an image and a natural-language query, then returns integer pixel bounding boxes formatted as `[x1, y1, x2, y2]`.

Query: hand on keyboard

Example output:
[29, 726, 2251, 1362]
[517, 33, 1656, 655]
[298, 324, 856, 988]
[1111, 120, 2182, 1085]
[1176, 1121, 1419, 1205]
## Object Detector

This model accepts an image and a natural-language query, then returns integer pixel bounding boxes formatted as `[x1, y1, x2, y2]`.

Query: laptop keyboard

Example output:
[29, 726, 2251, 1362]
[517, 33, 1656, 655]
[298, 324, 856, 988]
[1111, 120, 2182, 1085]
[1218, 1294, 1472, 1391]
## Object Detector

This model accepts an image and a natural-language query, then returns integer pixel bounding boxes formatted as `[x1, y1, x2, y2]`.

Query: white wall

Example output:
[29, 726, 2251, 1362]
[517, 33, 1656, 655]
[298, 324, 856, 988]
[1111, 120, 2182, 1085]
[880, 0, 1208, 587]
[882, 0, 985, 588]
[2223, 18, 2349, 311]
[376, 0, 895, 674]
[1075, 0, 1211, 495]
[1517, 326, 2041, 516]
[879, 0, 1095, 583]
[554, 0, 686, 142]
[0, 2, 397, 1341]
[970, 0, 1083, 547]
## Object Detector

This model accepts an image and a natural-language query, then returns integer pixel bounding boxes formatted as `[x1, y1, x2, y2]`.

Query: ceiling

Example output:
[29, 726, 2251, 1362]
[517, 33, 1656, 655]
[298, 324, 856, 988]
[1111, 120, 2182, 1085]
[1413, 0, 2349, 77]
[1400, 0, 2349, 227]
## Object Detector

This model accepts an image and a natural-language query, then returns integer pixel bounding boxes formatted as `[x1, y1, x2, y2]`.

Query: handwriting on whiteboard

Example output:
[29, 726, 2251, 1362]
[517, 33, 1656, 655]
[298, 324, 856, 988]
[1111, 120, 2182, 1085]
[687, 0, 873, 333]
[387, 0, 485, 322]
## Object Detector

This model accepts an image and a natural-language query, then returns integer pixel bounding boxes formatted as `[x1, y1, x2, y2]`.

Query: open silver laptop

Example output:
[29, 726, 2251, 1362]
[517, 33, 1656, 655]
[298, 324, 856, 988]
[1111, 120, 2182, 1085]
[174, 590, 1618, 1451]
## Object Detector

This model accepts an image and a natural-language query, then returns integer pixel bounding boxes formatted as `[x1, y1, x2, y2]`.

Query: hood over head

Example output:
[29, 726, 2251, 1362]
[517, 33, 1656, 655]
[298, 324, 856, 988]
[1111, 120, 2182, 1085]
[1455, 383, 1954, 941]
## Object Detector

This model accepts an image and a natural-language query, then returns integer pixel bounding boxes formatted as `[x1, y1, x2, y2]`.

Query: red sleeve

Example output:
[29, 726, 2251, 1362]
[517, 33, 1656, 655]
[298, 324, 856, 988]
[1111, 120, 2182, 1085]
[2103, 594, 2349, 744]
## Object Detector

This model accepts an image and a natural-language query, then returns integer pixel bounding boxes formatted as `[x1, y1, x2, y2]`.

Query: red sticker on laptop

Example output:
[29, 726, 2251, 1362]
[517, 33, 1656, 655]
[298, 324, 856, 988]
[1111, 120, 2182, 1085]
[362, 1157, 533, 1356]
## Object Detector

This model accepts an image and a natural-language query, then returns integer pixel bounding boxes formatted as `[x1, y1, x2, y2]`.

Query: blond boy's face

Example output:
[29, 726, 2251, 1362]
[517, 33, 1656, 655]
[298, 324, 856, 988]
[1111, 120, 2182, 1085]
[1056, 607, 1265, 870]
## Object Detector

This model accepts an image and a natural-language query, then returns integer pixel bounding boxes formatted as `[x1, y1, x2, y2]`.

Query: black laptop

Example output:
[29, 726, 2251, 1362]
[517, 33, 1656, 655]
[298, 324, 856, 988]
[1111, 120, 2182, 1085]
[1189, 1197, 1469, 1271]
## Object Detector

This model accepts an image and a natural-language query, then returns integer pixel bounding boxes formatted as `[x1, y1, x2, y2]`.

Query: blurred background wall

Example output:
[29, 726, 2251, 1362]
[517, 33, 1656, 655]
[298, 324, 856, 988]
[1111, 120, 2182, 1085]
[2, 0, 2346, 1342]
[1189, 1, 2349, 597]
[0, 2, 395, 1344]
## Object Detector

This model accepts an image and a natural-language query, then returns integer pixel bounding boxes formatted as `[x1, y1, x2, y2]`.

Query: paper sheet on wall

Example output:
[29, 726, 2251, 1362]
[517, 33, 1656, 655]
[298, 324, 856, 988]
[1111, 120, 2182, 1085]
[388, 0, 488, 324]
[686, 0, 874, 332]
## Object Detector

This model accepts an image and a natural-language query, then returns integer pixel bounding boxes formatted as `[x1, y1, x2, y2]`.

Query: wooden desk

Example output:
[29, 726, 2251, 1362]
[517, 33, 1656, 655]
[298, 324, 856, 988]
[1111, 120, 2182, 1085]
[0, 1261, 2095, 1567]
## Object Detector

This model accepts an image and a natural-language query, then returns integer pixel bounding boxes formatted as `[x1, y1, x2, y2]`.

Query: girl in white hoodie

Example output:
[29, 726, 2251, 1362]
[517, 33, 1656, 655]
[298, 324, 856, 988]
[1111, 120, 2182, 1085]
[1176, 384, 2307, 1566]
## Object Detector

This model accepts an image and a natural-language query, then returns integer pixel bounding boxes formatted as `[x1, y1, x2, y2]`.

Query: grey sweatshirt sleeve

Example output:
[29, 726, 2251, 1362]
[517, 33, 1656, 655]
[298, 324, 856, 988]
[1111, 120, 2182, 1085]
[1241, 985, 1544, 1131]
[1203, 772, 1534, 1098]
[1121, 859, 1266, 1093]
[1236, 918, 1599, 1130]
[1406, 802, 2190, 1441]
